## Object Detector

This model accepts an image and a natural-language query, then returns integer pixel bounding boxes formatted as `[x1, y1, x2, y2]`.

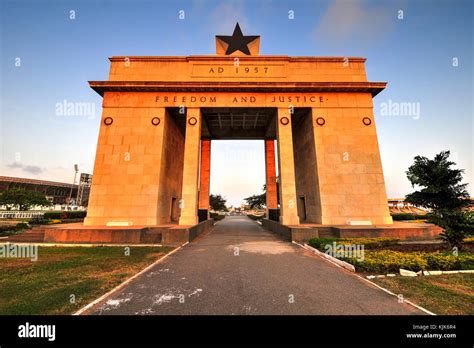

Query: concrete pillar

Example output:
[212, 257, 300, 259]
[310, 106, 393, 225]
[276, 108, 300, 226]
[179, 108, 202, 226]
[198, 139, 211, 219]
[85, 107, 168, 226]
[265, 139, 278, 218]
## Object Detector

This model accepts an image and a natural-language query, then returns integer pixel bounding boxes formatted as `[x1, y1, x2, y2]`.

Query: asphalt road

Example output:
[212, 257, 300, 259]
[89, 216, 422, 315]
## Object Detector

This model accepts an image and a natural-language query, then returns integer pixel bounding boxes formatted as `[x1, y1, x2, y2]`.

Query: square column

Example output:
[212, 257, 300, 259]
[264, 139, 278, 219]
[310, 103, 392, 225]
[85, 107, 169, 226]
[179, 108, 202, 226]
[276, 108, 300, 225]
[198, 139, 211, 220]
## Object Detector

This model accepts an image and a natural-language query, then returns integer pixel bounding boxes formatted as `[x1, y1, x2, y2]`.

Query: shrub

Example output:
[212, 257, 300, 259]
[308, 237, 400, 251]
[343, 250, 474, 273]
[210, 213, 225, 221]
[0, 225, 16, 233]
[43, 211, 87, 220]
[458, 254, 474, 270]
[391, 213, 427, 221]
[463, 237, 474, 244]
[308, 238, 338, 251]
[0, 223, 29, 236]
[42, 211, 61, 220]
[71, 211, 87, 219]
[47, 219, 62, 225]
[424, 253, 462, 270]
[432, 210, 474, 250]
[351, 237, 400, 249]
[29, 216, 47, 225]
[344, 250, 428, 273]
[247, 214, 264, 221]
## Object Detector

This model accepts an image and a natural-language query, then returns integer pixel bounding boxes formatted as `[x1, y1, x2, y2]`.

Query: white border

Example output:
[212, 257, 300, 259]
[299, 242, 356, 272]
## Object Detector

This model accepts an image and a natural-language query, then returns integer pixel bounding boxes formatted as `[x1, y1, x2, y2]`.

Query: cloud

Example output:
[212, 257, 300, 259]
[7, 162, 44, 175]
[313, 0, 400, 50]
[208, 0, 252, 33]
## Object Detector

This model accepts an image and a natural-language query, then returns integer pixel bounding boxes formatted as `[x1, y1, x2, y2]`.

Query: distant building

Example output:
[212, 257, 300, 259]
[387, 198, 428, 215]
[76, 173, 92, 207]
[388, 197, 474, 214]
[0, 175, 91, 206]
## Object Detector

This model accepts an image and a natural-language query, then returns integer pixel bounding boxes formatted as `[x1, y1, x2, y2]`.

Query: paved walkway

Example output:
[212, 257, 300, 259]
[90, 216, 421, 315]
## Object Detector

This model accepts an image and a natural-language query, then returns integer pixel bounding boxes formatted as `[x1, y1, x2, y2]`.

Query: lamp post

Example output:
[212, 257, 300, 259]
[68, 164, 79, 210]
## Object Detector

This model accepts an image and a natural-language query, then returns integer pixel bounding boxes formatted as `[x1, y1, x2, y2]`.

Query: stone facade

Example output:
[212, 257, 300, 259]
[198, 139, 211, 218]
[85, 108, 185, 226]
[292, 110, 322, 223]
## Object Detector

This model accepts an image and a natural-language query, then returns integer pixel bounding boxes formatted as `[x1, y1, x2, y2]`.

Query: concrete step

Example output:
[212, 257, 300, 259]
[141, 230, 163, 244]
[6, 229, 45, 242]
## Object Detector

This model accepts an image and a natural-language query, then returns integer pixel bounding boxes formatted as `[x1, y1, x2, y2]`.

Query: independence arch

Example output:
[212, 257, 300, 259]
[85, 24, 394, 232]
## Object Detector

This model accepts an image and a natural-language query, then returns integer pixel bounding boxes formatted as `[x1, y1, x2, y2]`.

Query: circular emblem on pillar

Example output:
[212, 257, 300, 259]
[316, 117, 326, 126]
[188, 117, 198, 126]
[362, 117, 372, 126]
[103, 117, 113, 126]
[151, 117, 160, 126]
[280, 117, 289, 125]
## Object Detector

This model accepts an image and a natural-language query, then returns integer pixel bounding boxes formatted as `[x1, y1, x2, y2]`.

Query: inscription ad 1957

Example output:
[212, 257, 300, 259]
[192, 64, 286, 78]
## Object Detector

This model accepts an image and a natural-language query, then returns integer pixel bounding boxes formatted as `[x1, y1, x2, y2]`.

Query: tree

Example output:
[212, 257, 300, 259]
[0, 188, 52, 211]
[244, 185, 266, 209]
[405, 151, 470, 210]
[405, 151, 473, 249]
[209, 194, 228, 211]
[429, 210, 473, 250]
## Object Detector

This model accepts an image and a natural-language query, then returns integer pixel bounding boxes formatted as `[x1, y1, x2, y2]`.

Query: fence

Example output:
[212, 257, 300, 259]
[0, 211, 45, 219]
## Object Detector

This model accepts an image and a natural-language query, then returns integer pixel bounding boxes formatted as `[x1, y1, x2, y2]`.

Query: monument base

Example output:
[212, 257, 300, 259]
[261, 219, 443, 243]
[6, 220, 214, 246]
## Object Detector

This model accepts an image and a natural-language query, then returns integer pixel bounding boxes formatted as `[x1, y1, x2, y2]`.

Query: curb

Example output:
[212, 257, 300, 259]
[367, 269, 474, 278]
[423, 269, 474, 276]
[296, 242, 356, 272]
[73, 242, 188, 315]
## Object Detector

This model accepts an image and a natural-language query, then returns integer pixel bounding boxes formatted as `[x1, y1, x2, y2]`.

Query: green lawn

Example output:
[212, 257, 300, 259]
[0, 246, 174, 315]
[372, 274, 474, 315]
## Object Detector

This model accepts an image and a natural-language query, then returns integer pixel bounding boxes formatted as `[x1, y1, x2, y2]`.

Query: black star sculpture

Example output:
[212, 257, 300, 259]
[216, 23, 259, 55]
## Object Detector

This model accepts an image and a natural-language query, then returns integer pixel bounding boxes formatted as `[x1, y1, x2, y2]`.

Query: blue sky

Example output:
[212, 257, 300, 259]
[1, 0, 472, 206]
